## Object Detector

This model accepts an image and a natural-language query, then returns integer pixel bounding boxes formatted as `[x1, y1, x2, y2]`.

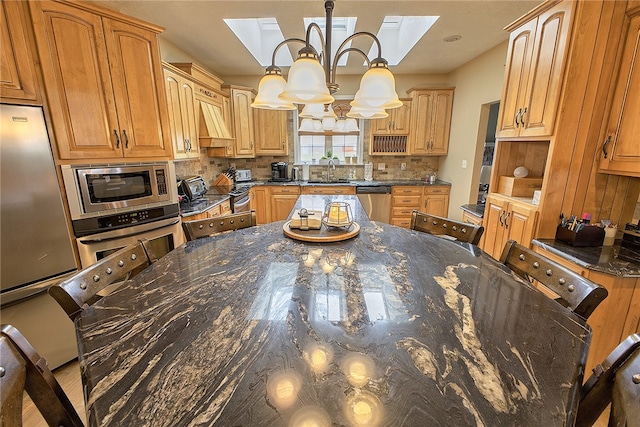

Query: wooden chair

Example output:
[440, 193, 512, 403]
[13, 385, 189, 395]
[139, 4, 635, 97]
[575, 334, 640, 427]
[49, 238, 158, 320]
[0, 324, 84, 427]
[499, 240, 608, 319]
[410, 210, 484, 245]
[182, 210, 257, 242]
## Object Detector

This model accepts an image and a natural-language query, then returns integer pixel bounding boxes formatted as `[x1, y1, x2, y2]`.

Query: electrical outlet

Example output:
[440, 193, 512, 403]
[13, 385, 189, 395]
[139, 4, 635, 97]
[378, 163, 385, 170]
[461, 160, 467, 169]
[400, 163, 407, 171]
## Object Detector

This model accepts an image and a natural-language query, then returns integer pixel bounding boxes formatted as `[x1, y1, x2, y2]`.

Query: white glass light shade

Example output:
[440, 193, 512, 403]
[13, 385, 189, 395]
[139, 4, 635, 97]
[347, 104, 388, 119]
[300, 103, 326, 119]
[322, 116, 336, 130]
[279, 57, 334, 104]
[343, 118, 359, 131]
[252, 74, 296, 110]
[351, 67, 402, 109]
[299, 118, 322, 132]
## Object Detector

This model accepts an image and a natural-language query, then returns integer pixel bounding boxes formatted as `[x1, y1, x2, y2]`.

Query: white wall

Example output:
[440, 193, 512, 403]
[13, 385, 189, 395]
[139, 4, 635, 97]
[440, 41, 508, 220]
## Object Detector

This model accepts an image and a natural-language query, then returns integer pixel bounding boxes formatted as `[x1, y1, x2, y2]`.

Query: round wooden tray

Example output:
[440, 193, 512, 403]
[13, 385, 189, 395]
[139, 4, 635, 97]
[283, 221, 360, 242]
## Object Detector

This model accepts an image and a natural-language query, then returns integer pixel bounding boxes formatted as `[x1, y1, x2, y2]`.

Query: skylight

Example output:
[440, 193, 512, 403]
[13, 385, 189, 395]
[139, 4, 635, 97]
[303, 16, 357, 66]
[224, 18, 294, 66]
[366, 16, 439, 66]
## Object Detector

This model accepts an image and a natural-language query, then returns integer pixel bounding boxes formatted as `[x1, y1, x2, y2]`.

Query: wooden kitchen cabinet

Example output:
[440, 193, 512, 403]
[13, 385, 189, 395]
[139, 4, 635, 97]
[250, 186, 270, 225]
[0, 1, 40, 103]
[390, 186, 422, 228]
[222, 85, 256, 158]
[599, 8, 640, 177]
[29, 0, 172, 160]
[423, 186, 450, 218]
[407, 88, 454, 155]
[163, 63, 199, 160]
[496, 1, 574, 138]
[462, 211, 486, 248]
[270, 186, 301, 222]
[254, 109, 289, 156]
[482, 193, 538, 259]
[301, 186, 356, 196]
[372, 99, 411, 135]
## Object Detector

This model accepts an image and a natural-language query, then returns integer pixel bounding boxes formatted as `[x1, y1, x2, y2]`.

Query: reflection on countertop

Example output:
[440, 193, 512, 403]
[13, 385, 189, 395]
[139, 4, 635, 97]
[532, 238, 640, 277]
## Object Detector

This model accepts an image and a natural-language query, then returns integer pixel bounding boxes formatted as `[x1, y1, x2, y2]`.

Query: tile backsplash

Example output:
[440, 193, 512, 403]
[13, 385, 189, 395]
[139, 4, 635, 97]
[176, 119, 440, 187]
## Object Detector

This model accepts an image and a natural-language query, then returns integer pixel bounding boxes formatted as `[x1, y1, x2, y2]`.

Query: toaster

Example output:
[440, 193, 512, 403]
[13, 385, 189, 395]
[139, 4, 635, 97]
[234, 169, 252, 182]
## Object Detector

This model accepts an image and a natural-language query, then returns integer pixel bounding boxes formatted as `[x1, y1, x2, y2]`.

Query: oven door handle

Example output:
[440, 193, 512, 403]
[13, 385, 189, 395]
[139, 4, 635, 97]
[77, 217, 181, 243]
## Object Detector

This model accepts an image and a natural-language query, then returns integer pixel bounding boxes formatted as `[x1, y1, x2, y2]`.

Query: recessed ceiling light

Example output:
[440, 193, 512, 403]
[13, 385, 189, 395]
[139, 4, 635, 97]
[444, 35, 462, 43]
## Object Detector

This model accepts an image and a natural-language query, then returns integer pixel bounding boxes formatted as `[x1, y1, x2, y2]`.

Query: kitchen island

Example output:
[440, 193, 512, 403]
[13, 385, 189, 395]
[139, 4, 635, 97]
[75, 197, 591, 426]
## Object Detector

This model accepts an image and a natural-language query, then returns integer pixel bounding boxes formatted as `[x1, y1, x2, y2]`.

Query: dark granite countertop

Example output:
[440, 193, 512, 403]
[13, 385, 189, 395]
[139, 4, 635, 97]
[256, 179, 452, 187]
[179, 194, 230, 217]
[460, 203, 486, 218]
[76, 201, 590, 426]
[532, 239, 640, 277]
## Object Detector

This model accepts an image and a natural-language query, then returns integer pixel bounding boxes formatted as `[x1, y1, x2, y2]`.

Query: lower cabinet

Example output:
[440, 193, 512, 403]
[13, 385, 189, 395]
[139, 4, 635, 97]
[391, 185, 450, 228]
[462, 211, 485, 248]
[481, 193, 539, 259]
[251, 186, 270, 225]
[270, 186, 301, 222]
[533, 245, 640, 378]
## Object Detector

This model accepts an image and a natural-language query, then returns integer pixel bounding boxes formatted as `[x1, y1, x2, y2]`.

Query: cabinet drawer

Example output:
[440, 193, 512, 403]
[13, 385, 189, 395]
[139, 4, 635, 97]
[220, 200, 232, 215]
[392, 187, 422, 196]
[270, 186, 301, 195]
[392, 207, 416, 217]
[392, 195, 421, 206]
[424, 186, 450, 195]
[302, 186, 355, 195]
[391, 218, 412, 228]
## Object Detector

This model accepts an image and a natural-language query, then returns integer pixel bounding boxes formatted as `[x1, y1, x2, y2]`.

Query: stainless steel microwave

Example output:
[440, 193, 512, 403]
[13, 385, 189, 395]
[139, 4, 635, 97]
[62, 162, 177, 219]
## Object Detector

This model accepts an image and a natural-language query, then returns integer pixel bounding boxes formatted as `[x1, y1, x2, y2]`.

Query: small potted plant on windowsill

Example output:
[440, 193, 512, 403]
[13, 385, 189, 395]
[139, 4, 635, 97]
[319, 150, 340, 165]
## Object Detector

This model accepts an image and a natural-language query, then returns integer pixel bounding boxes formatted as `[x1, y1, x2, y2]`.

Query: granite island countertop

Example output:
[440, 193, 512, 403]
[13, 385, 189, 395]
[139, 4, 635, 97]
[76, 199, 591, 426]
[532, 239, 640, 277]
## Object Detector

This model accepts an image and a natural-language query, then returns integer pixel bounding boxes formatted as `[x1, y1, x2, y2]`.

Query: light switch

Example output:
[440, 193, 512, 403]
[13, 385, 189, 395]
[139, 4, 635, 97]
[461, 160, 467, 168]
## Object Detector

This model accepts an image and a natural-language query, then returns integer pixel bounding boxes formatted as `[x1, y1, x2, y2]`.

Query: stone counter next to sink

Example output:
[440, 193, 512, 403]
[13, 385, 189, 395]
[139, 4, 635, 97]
[460, 204, 485, 218]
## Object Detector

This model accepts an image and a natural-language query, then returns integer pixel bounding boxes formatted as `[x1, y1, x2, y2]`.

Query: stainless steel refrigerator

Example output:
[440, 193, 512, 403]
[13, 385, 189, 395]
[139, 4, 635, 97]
[1, 104, 79, 368]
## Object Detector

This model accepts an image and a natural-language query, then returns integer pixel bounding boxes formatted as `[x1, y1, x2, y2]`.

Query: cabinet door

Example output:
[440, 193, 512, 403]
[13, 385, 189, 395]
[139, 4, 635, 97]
[520, 1, 573, 137]
[180, 78, 199, 157]
[600, 12, 640, 176]
[497, 19, 537, 138]
[504, 202, 538, 247]
[0, 1, 39, 102]
[271, 194, 299, 222]
[164, 68, 188, 158]
[103, 18, 172, 158]
[481, 196, 509, 258]
[254, 109, 288, 155]
[429, 91, 453, 155]
[231, 89, 255, 157]
[250, 187, 270, 224]
[410, 91, 434, 154]
[30, 1, 121, 159]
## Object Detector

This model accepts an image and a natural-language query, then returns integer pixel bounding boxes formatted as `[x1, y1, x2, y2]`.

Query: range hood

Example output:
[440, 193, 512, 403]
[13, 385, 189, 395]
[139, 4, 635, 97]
[199, 100, 233, 147]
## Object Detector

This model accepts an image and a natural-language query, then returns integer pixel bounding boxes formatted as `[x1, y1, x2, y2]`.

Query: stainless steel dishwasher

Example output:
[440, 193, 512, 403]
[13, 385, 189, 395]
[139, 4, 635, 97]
[356, 185, 392, 223]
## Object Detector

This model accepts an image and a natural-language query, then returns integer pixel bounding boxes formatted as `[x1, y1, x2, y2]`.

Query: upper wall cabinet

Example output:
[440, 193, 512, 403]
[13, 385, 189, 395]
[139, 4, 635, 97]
[407, 88, 454, 156]
[0, 1, 40, 103]
[221, 86, 256, 159]
[29, 0, 172, 160]
[372, 100, 411, 135]
[163, 64, 199, 160]
[254, 109, 289, 156]
[496, 1, 574, 138]
[599, 7, 640, 177]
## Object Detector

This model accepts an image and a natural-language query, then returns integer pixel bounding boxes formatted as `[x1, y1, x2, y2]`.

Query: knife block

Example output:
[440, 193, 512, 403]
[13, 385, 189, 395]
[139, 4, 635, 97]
[213, 173, 232, 187]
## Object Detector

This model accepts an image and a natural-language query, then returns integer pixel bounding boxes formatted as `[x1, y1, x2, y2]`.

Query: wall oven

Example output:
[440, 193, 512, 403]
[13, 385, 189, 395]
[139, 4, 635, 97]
[62, 162, 184, 268]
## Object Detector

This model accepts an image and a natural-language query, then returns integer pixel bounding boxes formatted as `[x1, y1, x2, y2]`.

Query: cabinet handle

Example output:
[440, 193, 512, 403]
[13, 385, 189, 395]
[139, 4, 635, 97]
[515, 108, 522, 127]
[520, 107, 527, 127]
[113, 129, 121, 148]
[122, 130, 129, 148]
[391, 121, 395, 129]
[504, 212, 511, 229]
[282, 141, 285, 149]
[602, 135, 611, 159]
[499, 210, 505, 226]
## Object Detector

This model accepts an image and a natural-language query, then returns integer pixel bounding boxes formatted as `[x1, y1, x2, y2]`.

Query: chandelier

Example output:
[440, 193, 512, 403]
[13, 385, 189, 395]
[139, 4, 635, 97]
[251, 0, 401, 119]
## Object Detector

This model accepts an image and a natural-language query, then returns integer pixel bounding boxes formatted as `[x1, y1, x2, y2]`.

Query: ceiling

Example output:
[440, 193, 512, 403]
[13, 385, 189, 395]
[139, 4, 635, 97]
[94, 0, 542, 79]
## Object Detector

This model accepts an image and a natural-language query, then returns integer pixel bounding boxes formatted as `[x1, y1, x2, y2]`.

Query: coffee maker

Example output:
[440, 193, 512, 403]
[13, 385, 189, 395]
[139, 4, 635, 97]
[270, 162, 289, 181]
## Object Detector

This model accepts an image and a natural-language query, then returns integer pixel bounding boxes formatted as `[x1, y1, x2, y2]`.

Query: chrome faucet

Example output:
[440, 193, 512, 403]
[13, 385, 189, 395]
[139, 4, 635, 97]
[327, 159, 335, 182]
